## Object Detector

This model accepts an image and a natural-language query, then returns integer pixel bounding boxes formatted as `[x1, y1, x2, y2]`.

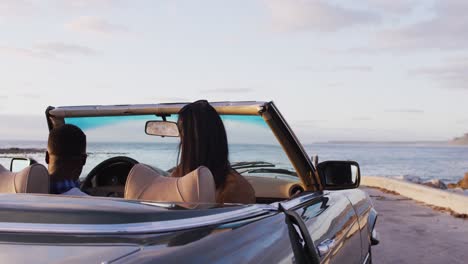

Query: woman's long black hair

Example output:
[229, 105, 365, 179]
[174, 100, 230, 189]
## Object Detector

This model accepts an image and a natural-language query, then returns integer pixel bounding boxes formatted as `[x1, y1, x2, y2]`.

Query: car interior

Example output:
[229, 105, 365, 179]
[80, 157, 304, 204]
[4, 156, 303, 205]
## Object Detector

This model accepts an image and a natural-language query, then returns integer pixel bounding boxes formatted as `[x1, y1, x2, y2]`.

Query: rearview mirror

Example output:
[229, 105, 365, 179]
[317, 161, 360, 190]
[10, 158, 33, 172]
[145, 121, 179, 137]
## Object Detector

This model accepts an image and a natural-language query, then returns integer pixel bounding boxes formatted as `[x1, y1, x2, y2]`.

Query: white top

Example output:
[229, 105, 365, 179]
[62, 187, 88, 196]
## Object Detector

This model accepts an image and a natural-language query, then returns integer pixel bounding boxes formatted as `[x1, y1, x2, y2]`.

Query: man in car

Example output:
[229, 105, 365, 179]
[46, 124, 88, 196]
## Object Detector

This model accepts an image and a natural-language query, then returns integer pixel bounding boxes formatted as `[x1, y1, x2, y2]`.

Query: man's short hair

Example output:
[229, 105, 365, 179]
[48, 124, 86, 157]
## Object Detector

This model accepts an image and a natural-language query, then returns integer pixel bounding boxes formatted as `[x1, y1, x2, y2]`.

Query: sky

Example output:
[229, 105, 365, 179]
[0, 0, 467, 143]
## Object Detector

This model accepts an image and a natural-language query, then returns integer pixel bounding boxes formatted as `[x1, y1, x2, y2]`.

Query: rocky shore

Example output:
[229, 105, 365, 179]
[450, 133, 468, 145]
[394, 173, 468, 195]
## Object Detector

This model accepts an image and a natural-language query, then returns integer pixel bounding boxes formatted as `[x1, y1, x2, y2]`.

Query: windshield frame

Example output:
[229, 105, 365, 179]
[46, 101, 320, 191]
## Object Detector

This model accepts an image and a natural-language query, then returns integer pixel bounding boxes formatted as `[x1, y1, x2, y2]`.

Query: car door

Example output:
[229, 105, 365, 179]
[283, 191, 362, 264]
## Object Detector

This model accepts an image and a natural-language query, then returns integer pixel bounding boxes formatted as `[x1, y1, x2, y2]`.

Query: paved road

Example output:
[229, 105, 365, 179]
[362, 187, 468, 264]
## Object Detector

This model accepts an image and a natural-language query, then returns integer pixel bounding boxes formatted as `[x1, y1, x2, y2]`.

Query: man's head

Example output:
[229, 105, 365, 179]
[46, 124, 87, 181]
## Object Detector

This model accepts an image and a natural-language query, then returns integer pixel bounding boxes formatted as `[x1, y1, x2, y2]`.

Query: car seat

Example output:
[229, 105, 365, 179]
[0, 164, 49, 194]
[124, 164, 216, 203]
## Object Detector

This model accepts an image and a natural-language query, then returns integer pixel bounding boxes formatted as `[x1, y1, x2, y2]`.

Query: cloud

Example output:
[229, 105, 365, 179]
[1, 0, 123, 17]
[352, 116, 373, 121]
[326, 82, 343, 87]
[34, 42, 97, 56]
[65, 16, 129, 35]
[0, 46, 53, 59]
[60, 0, 120, 9]
[0, 115, 47, 140]
[200, 88, 253, 94]
[20, 93, 41, 99]
[264, 0, 380, 32]
[456, 119, 468, 125]
[297, 65, 373, 72]
[0, 0, 32, 16]
[150, 97, 191, 103]
[385, 109, 424, 114]
[0, 42, 97, 60]
[291, 119, 326, 128]
[373, 0, 468, 51]
[365, 0, 420, 14]
[409, 59, 468, 90]
[332, 66, 373, 72]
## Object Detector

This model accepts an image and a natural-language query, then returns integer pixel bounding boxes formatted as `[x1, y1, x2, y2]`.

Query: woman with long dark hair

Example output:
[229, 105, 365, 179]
[172, 100, 255, 204]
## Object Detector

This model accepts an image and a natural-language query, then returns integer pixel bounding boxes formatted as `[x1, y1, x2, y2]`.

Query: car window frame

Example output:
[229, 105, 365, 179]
[46, 102, 321, 192]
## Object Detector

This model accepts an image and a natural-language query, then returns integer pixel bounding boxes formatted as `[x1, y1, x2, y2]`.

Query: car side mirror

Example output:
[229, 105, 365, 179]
[317, 161, 360, 190]
[145, 121, 179, 137]
[10, 158, 33, 172]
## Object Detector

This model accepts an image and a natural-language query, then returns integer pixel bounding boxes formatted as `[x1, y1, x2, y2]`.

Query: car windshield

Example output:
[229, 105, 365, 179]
[64, 114, 298, 181]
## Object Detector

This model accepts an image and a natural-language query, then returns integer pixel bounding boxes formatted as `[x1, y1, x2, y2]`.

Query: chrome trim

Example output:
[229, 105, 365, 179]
[104, 247, 141, 264]
[0, 204, 276, 235]
[317, 238, 336, 257]
[362, 252, 370, 264]
[139, 201, 176, 208]
[49, 101, 267, 118]
[371, 227, 380, 246]
[276, 193, 321, 210]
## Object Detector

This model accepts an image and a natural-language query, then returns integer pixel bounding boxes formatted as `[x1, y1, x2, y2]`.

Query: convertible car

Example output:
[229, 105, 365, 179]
[0, 101, 378, 264]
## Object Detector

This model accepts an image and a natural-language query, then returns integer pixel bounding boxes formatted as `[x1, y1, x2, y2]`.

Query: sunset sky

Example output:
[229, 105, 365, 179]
[1, 0, 467, 142]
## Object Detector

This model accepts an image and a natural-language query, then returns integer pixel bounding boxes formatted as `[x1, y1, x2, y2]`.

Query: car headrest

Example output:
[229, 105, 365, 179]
[0, 164, 49, 194]
[124, 164, 216, 203]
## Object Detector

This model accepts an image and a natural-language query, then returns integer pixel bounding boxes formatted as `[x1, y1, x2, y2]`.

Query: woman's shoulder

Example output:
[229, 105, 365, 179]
[226, 170, 253, 188]
[217, 170, 255, 204]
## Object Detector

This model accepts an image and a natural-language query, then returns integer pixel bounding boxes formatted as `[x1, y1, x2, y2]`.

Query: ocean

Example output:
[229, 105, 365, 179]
[1, 140, 467, 183]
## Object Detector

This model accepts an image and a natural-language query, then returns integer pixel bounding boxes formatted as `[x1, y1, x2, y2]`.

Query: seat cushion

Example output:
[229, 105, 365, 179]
[124, 164, 216, 203]
[0, 164, 49, 194]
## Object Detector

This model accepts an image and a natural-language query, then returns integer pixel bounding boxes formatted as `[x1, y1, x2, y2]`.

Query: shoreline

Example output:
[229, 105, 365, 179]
[366, 186, 467, 218]
[362, 176, 468, 217]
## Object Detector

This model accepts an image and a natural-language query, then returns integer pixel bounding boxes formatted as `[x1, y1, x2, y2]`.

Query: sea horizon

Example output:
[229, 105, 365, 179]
[1, 139, 467, 184]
